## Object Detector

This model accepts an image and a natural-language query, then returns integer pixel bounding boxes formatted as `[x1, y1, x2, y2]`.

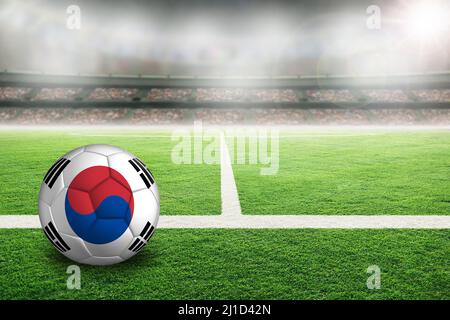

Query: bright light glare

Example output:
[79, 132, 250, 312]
[405, 2, 448, 39]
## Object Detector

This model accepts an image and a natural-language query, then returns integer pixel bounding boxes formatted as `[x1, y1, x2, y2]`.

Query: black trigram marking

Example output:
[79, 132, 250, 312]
[143, 225, 155, 241]
[128, 238, 141, 251]
[133, 240, 147, 252]
[128, 238, 146, 252]
[139, 173, 150, 188]
[44, 158, 71, 189]
[128, 221, 155, 252]
[43, 221, 70, 252]
[128, 158, 155, 188]
[44, 158, 64, 181]
[139, 221, 151, 237]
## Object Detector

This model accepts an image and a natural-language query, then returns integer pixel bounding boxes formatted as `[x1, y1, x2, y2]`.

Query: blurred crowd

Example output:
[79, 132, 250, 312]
[1, 107, 450, 125]
[148, 89, 194, 102]
[2, 87, 449, 103]
[32, 88, 82, 101]
[129, 108, 185, 124]
[1, 85, 449, 125]
[360, 89, 410, 103]
[88, 88, 139, 100]
[411, 89, 450, 103]
[0, 87, 32, 100]
[251, 108, 450, 125]
[305, 89, 357, 102]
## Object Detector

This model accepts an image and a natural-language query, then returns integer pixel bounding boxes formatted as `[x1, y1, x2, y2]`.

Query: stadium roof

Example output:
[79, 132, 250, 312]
[1, 71, 449, 89]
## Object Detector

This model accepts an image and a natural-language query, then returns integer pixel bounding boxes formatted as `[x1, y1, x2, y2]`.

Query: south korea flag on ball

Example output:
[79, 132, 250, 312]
[39, 144, 160, 266]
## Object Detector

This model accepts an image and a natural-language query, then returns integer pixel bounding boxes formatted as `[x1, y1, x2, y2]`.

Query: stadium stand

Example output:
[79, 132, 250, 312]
[304, 89, 358, 102]
[2, 86, 450, 104]
[88, 88, 139, 101]
[0, 87, 32, 100]
[129, 108, 186, 124]
[360, 89, 410, 103]
[148, 89, 194, 102]
[0, 72, 449, 125]
[1, 107, 450, 125]
[32, 88, 82, 101]
[411, 89, 450, 102]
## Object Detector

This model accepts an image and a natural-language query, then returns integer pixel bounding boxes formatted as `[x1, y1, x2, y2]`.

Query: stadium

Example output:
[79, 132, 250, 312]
[1, 71, 450, 125]
[0, 0, 449, 302]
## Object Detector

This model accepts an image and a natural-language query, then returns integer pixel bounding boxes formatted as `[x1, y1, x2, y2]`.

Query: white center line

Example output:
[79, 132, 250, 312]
[220, 133, 242, 217]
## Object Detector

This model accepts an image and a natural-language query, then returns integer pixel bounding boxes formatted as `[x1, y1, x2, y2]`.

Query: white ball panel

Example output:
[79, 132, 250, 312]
[150, 184, 160, 205]
[59, 233, 92, 261]
[137, 159, 159, 201]
[82, 256, 123, 266]
[129, 188, 159, 237]
[62, 152, 108, 187]
[119, 240, 139, 260]
[150, 190, 160, 228]
[84, 144, 124, 156]
[49, 187, 76, 237]
[63, 146, 85, 160]
[39, 176, 65, 206]
[38, 200, 52, 226]
[107, 152, 148, 192]
[83, 228, 134, 257]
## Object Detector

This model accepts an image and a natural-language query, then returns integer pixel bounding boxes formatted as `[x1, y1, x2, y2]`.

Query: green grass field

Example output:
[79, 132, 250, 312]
[0, 229, 448, 299]
[231, 130, 450, 215]
[0, 128, 449, 299]
[0, 130, 220, 215]
[1, 129, 449, 215]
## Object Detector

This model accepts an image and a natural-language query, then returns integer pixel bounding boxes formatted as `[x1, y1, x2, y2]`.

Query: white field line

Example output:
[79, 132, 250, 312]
[220, 133, 242, 217]
[1, 127, 450, 229]
[156, 215, 450, 229]
[1, 215, 450, 229]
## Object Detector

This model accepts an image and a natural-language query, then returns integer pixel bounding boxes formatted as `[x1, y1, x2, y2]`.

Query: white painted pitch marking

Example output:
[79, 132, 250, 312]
[0, 215, 40, 228]
[220, 133, 242, 217]
[160, 215, 450, 229]
[1, 215, 450, 229]
[2, 126, 450, 229]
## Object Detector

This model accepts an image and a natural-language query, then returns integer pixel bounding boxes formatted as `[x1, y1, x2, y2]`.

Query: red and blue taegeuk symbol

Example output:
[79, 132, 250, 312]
[65, 166, 134, 244]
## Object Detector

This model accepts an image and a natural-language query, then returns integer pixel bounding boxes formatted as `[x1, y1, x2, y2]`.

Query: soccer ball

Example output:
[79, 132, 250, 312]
[38, 144, 160, 266]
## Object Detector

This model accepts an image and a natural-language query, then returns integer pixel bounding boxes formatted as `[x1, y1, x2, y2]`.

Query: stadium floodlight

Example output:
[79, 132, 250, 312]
[404, 1, 448, 40]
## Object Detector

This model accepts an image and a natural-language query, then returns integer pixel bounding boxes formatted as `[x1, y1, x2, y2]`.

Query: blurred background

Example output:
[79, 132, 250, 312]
[0, 0, 449, 76]
[0, 0, 449, 126]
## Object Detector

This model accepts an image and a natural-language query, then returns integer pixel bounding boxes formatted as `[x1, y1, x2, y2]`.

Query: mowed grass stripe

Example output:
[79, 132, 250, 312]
[0, 130, 220, 215]
[0, 229, 448, 299]
[232, 131, 450, 215]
